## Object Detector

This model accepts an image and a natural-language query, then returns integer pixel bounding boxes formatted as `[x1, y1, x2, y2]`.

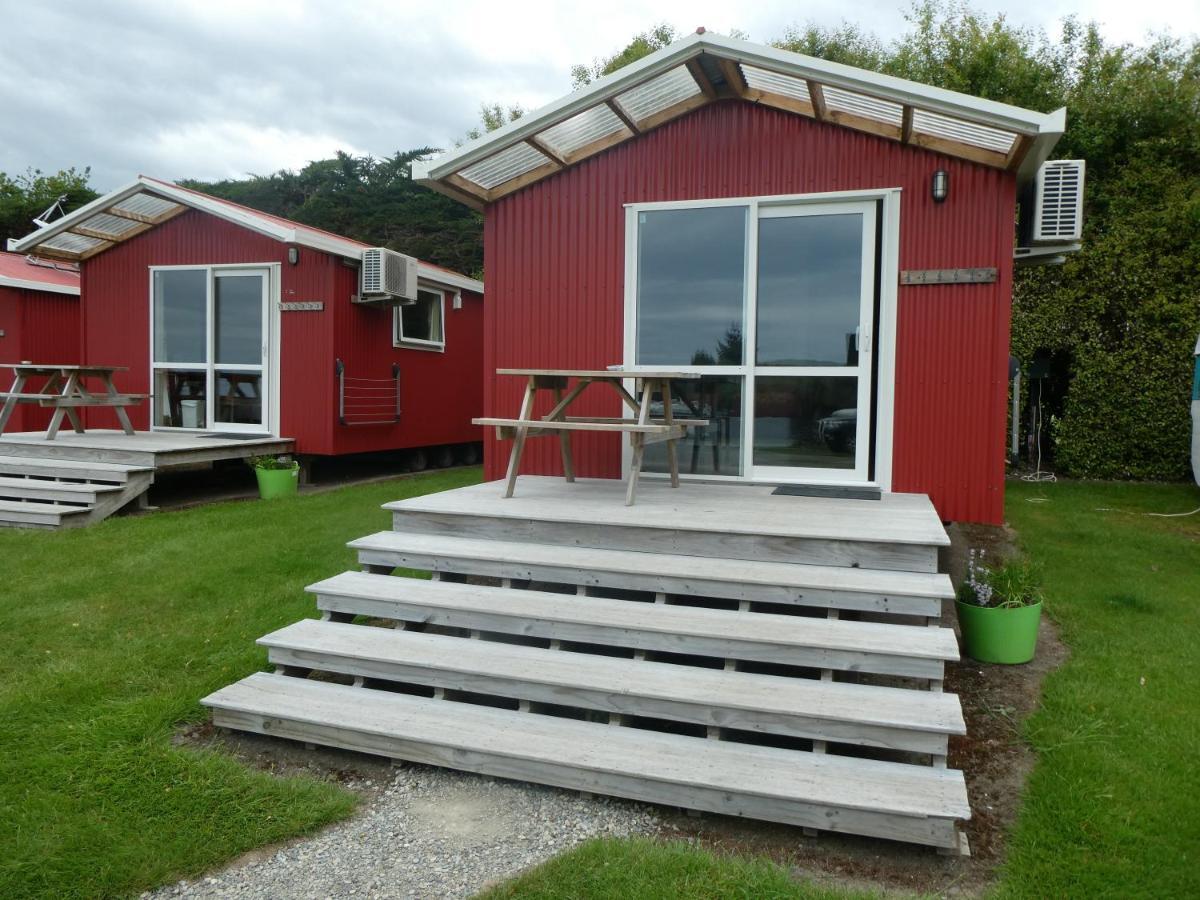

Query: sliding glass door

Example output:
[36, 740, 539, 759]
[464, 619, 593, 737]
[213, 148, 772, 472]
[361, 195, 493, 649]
[631, 198, 877, 484]
[151, 267, 270, 433]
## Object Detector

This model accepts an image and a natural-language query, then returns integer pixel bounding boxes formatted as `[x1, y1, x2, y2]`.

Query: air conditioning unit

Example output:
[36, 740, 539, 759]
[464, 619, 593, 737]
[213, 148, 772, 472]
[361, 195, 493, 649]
[1032, 159, 1085, 242]
[356, 247, 418, 305]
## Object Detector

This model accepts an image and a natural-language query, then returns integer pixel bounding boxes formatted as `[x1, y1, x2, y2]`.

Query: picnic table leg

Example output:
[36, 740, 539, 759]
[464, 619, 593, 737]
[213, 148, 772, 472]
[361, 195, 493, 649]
[625, 379, 656, 506]
[552, 385, 576, 483]
[104, 374, 136, 435]
[0, 372, 26, 434]
[45, 372, 82, 440]
[503, 377, 537, 498]
[662, 379, 680, 488]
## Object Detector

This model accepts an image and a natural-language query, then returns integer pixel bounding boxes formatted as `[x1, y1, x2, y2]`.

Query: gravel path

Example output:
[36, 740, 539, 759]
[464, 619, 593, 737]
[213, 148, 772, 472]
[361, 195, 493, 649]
[148, 764, 662, 899]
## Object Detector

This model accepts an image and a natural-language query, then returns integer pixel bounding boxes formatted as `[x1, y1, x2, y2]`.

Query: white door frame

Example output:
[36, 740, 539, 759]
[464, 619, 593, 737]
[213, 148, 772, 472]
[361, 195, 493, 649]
[622, 188, 901, 490]
[148, 263, 281, 435]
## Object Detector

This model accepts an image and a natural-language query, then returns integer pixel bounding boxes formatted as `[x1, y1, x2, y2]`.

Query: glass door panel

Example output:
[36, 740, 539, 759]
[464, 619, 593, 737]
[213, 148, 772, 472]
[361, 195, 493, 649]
[215, 273, 265, 364]
[642, 375, 745, 477]
[153, 369, 206, 428]
[752, 376, 857, 469]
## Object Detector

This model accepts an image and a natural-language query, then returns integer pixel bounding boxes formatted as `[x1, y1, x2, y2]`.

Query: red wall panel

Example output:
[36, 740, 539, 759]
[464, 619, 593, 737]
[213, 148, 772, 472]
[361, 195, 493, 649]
[0, 286, 81, 432]
[80, 209, 483, 456]
[483, 100, 1015, 523]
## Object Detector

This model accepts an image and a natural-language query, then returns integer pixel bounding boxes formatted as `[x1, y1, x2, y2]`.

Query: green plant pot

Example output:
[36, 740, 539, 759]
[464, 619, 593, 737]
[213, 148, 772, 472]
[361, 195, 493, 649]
[955, 599, 1043, 664]
[255, 463, 299, 500]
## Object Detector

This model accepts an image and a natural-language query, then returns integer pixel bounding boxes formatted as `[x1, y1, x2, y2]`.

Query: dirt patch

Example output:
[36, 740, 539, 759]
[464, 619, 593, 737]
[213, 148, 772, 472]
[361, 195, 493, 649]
[664, 521, 1068, 897]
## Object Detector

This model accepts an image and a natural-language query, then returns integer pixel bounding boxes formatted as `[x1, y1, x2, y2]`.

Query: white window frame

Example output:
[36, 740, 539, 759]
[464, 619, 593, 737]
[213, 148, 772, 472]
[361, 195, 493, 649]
[622, 188, 901, 491]
[148, 262, 280, 436]
[394, 285, 447, 351]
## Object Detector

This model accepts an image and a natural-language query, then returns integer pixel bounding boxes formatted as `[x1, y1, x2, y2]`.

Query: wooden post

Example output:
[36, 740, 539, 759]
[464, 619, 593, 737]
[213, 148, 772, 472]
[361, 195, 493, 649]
[0, 370, 26, 434]
[103, 371, 136, 435]
[662, 379, 680, 488]
[503, 376, 537, 498]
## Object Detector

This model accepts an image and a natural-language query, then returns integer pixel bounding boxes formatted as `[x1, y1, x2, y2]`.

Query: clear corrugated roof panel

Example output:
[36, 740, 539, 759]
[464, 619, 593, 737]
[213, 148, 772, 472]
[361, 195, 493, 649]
[741, 65, 812, 103]
[459, 141, 551, 190]
[81, 212, 144, 237]
[111, 192, 180, 219]
[537, 104, 629, 158]
[822, 86, 904, 126]
[614, 65, 700, 122]
[912, 109, 1016, 153]
[43, 232, 106, 253]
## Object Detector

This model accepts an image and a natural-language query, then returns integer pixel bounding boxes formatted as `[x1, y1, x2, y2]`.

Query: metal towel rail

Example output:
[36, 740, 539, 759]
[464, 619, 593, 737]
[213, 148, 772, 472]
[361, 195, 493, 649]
[336, 358, 401, 426]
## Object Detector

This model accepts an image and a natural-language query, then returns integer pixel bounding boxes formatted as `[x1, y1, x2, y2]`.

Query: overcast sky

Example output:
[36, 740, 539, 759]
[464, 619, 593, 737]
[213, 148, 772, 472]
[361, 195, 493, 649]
[1, 0, 1195, 191]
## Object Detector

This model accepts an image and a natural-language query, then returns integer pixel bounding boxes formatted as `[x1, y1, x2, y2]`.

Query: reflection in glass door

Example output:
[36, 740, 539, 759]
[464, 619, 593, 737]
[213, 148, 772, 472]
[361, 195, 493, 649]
[151, 267, 269, 433]
[631, 197, 878, 484]
[751, 203, 876, 481]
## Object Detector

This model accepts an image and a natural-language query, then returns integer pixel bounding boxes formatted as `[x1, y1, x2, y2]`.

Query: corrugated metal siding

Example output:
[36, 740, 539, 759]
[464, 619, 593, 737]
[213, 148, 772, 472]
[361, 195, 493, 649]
[0, 286, 81, 432]
[483, 100, 1015, 523]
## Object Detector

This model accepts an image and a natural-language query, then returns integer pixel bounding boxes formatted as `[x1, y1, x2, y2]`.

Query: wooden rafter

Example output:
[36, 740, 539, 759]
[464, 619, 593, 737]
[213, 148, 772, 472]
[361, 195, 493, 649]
[1005, 134, 1034, 171]
[524, 136, 565, 167]
[445, 173, 492, 205]
[909, 132, 1009, 169]
[685, 58, 718, 101]
[28, 246, 83, 262]
[68, 225, 129, 241]
[605, 98, 640, 135]
[488, 161, 564, 202]
[807, 81, 828, 120]
[563, 129, 634, 166]
[104, 203, 183, 226]
[715, 57, 748, 97]
[901, 106, 914, 144]
[744, 87, 815, 120]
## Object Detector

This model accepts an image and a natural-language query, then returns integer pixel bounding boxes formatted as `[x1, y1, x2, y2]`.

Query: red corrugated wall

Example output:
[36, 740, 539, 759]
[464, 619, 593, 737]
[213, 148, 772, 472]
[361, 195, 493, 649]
[0, 286, 81, 432]
[81, 209, 483, 456]
[483, 100, 1015, 523]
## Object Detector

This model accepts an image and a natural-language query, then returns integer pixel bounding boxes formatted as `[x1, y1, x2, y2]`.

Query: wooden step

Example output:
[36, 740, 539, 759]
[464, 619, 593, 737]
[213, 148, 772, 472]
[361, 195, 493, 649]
[351, 531, 952, 618]
[0, 498, 91, 528]
[0, 455, 149, 483]
[308, 572, 958, 680]
[204, 673, 970, 849]
[384, 477, 947, 572]
[0, 475, 122, 504]
[262, 619, 965, 754]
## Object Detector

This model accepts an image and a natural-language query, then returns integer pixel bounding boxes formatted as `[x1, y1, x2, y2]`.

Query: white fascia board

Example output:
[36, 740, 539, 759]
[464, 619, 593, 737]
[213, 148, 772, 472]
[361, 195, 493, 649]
[417, 31, 1063, 183]
[0, 275, 80, 294]
[140, 178, 294, 244]
[417, 265, 483, 294]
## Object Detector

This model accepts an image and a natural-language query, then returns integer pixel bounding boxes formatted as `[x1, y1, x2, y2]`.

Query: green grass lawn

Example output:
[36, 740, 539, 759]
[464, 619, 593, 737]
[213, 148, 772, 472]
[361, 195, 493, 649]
[0, 467, 480, 900]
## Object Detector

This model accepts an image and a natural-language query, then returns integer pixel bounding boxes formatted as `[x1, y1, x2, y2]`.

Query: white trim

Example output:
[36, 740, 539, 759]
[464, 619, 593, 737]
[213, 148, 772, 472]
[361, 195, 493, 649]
[394, 285, 447, 352]
[622, 188, 900, 491]
[0, 274, 79, 295]
[148, 263, 275, 435]
[414, 31, 1064, 186]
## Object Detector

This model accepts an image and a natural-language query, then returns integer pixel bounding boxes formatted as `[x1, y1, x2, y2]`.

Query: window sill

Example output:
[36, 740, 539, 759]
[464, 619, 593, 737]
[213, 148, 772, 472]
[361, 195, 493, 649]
[394, 339, 446, 353]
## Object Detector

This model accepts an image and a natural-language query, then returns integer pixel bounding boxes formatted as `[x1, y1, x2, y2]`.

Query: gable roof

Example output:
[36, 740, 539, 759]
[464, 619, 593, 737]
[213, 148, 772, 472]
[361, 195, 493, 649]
[413, 30, 1066, 208]
[7, 175, 483, 294]
[0, 251, 80, 295]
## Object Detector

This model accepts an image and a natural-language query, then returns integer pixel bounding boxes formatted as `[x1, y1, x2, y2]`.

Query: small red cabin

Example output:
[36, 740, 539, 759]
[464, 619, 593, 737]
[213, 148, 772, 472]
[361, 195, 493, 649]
[415, 32, 1078, 524]
[9, 177, 484, 463]
[0, 252, 81, 433]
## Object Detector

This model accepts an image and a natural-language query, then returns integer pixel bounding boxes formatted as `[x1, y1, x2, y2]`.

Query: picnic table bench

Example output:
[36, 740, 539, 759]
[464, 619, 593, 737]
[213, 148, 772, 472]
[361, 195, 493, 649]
[0, 364, 147, 439]
[474, 368, 707, 505]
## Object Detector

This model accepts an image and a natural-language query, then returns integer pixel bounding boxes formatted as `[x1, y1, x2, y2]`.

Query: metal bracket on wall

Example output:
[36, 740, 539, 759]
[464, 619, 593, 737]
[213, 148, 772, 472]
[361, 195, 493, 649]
[336, 358, 402, 426]
[900, 268, 998, 285]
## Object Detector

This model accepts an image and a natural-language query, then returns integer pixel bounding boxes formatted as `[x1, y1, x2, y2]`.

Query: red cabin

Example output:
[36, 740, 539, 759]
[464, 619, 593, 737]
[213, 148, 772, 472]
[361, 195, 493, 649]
[0, 252, 81, 433]
[415, 32, 1080, 524]
[8, 177, 484, 465]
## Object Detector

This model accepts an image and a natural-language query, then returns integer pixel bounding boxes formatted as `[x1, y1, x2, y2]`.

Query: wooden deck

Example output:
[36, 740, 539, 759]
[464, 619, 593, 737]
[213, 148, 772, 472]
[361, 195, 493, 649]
[0, 430, 293, 529]
[206, 477, 972, 853]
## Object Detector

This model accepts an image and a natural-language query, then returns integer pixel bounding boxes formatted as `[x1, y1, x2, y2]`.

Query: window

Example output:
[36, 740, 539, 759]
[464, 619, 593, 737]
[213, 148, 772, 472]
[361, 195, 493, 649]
[395, 288, 445, 349]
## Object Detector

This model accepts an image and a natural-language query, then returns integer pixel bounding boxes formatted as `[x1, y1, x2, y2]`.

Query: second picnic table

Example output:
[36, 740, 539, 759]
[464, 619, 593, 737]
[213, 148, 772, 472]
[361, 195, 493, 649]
[474, 368, 708, 505]
[0, 364, 145, 439]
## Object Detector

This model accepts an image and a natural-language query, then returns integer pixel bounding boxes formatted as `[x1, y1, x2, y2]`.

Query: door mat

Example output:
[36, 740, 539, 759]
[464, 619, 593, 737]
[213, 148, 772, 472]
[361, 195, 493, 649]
[772, 484, 881, 501]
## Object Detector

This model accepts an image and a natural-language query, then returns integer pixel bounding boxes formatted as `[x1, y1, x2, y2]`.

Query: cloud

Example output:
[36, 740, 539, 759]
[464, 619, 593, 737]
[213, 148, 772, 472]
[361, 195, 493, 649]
[0, 0, 1195, 190]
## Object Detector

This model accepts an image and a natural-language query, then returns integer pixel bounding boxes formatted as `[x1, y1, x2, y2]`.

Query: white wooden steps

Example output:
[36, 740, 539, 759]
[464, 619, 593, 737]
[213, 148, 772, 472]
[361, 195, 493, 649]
[205, 673, 970, 850]
[205, 478, 972, 852]
[0, 455, 153, 529]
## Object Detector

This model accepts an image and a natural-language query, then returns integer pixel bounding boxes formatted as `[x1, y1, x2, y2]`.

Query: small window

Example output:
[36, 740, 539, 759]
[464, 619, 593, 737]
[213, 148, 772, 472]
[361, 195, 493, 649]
[395, 288, 445, 349]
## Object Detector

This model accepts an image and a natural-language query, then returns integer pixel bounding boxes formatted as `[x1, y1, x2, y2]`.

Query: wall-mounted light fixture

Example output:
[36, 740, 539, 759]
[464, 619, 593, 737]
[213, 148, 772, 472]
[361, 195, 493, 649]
[931, 169, 949, 203]
[287, 246, 300, 265]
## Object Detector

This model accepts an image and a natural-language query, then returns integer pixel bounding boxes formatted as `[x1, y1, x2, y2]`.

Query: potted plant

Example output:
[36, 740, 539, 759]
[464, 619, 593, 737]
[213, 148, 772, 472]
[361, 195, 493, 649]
[955, 550, 1044, 664]
[248, 454, 300, 500]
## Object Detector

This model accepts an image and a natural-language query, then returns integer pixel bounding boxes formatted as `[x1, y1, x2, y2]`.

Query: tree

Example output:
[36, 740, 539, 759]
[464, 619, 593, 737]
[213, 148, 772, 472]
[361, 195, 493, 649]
[570, 24, 679, 88]
[0, 167, 98, 248]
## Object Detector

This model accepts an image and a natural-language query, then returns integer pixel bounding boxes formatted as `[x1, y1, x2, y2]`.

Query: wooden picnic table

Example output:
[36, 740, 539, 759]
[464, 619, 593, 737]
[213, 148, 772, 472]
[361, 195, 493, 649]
[0, 363, 146, 439]
[474, 368, 708, 506]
